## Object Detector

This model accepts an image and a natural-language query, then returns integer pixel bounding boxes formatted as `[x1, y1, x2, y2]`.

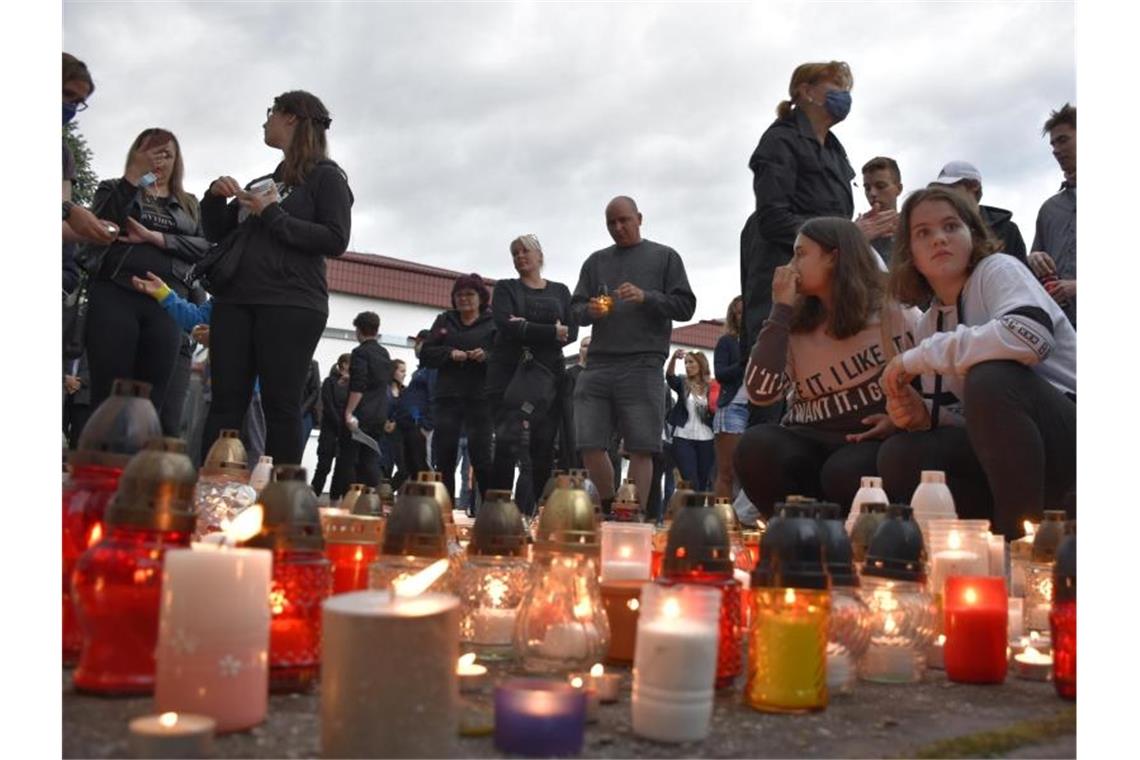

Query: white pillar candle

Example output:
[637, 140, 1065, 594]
[128, 712, 215, 759]
[471, 607, 518, 645]
[601, 524, 653, 583]
[987, 534, 1006, 578]
[631, 584, 721, 743]
[155, 544, 272, 733]
[1007, 598, 1024, 640]
[321, 590, 459, 758]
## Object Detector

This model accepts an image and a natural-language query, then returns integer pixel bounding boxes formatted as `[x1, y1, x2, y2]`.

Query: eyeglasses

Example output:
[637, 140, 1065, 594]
[454, 291, 478, 299]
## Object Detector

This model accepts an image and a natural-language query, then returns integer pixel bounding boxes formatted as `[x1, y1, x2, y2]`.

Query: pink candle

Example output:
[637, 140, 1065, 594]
[155, 543, 272, 732]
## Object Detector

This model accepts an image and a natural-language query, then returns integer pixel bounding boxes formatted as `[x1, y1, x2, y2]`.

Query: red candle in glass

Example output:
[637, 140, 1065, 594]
[943, 576, 1008, 684]
[1050, 531, 1076, 700]
[62, 379, 161, 665]
[71, 437, 196, 694]
[324, 513, 383, 594]
[244, 465, 332, 693]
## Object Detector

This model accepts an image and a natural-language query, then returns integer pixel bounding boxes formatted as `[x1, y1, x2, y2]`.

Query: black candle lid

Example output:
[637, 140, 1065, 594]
[245, 465, 324, 552]
[862, 504, 927, 583]
[815, 502, 857, 587]
[662, 492, 733, 576]
[750, 507, 829, 590]
[1032, 510, 1070, 563]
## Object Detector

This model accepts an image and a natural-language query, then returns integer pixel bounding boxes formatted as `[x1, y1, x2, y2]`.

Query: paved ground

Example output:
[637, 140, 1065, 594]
[63, 662, 1075, 758]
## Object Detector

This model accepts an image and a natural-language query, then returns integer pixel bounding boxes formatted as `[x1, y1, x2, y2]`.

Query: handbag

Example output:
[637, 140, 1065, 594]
[192, 226, 248, 293]
[503, 348, 558, 416]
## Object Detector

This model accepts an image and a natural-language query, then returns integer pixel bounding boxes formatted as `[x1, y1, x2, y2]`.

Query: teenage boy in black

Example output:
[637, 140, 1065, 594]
[343, 311, 392, 489]
[312, 353, 349, 497]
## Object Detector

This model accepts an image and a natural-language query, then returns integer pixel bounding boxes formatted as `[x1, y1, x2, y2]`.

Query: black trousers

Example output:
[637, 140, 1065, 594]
[85, 280, 182, 431]
[734, 424, 881, 519]
[877, 360, 1077, 538]
[333, 428, 383, 493]
[433, 396, 493, 507]
[311, 423, 339, 495]
[202, 303, 326, 465]
[392, 422, 428, 490]
[490, 394, 560, 516]
[160, 339, 194, 438]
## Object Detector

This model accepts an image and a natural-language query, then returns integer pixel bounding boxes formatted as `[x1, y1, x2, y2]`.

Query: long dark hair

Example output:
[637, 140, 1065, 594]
[724, 296, 743, 338]
[790, 217, 885, 339]
[122, 128, 197, 220]
[888, 187, 999, 307]
[272, 90, 332, 186]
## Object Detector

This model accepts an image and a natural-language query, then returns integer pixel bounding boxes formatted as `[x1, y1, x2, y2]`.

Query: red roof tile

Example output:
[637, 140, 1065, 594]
[671, 319, 727, 350]
[326, 251, 496, 309]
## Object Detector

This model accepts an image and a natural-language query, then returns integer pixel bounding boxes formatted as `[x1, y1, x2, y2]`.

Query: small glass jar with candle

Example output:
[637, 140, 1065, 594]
[926, 519, 992, 603]
[494, 679, 587, 756]
[601, 523, 653, 583]
[323, 513, 383, 594]
[611, 478, 642, 522]
[650, 523, 670, 579]
[632, 583, 722, 742]
[62, 379, 161, 666]
[857, 505, 938, 684]
[943, 576, 1008, 683]
[1025, 511, 1069, 633]
[72, 437, 196, 694]
[514, 530, 609, 674]
[746, 504, 830, 713]
[370, 481, 454, 593]
[192, 430, 256, 541]
[1050, 528, 1076, 700]
[243, 466, 332, 693]
[458, 491, 531, 661]
[659, 492, 743, 690]
[817, 504, 871, 696]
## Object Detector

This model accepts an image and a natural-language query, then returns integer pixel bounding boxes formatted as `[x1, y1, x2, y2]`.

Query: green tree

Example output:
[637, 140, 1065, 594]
[64, 121, 98, 206]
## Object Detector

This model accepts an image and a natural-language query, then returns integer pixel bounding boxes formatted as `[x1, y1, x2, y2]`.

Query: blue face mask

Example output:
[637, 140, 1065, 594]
[63, 102, 78, 125]
[824, 90, 852, 123]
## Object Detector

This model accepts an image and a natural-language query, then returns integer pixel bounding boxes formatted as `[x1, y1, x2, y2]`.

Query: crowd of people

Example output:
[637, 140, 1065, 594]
[62, 54, 1077, 536]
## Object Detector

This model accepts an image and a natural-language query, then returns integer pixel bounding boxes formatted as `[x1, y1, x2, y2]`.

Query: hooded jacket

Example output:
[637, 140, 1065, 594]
[979, 205, 1027, 265]
[198, 160, 353, 314]
[419, 309, 497, 400]
[739, 108, 855, 346]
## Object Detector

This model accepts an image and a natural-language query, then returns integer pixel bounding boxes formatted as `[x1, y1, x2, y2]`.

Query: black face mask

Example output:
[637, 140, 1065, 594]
[63, 102, 78, 125]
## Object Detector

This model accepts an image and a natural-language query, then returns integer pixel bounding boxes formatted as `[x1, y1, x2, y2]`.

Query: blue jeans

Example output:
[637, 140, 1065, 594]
[671, 436, 715, 492]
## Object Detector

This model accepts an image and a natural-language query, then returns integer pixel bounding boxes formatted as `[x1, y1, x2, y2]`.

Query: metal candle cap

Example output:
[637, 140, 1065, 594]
[245, 466, 324, 552]
[862, 504, 927, 582]
[353, 487, 383, 517]
[340, 483, 365, 513]
[535, 474, 598, 552]
[469, 490, 527, 557]
[751, 504, 829, 590]
[69, 379, 162, 469]
[200, 429, 249, 479]
[382, 481, 447, 557]
[413, 471, 454, 517]
[104, 436, 197, 533]
[662, 492, 733, 576]
[814, 503, 858, 587]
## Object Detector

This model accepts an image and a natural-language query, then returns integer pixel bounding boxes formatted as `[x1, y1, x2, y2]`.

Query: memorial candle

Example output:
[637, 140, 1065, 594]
[943, 576, 1008, 684]
[128, 712, 215, 759]
[494, 680, 587, 757]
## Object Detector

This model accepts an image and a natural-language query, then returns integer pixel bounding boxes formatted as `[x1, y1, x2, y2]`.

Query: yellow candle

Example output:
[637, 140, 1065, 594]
[746, 588, 829, 713]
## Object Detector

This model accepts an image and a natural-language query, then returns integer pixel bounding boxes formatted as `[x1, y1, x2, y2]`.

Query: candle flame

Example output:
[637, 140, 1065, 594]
[570, 676, 584, 688]
[591, 663, 604, 677]
[619, 545, 632, 559]
[1023, 520, 1036, 537]
[159, 712, 178, 728]
[784, 588, 796, 604]
[948, 530, 962, 550]
[964, 587, 978, 605]
[937, 634, 946, 646]
[627, 598, 640, 612]
[354, 546, 364, 562]
[485, 575, 509, 606]
[459, 653, 476, 668]
[1024, 645, 1040, 657]
[225, 505, 264, 545]
[884, 615, 897, 635]
[662, 597, 682, 619]
[1030, 631, 1040, 642]
[392, 558, 450, 598]
[87, 522, 103, 547]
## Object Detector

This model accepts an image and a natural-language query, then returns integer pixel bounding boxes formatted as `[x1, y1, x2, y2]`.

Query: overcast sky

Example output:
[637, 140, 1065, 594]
[62, 0, 1074, 325]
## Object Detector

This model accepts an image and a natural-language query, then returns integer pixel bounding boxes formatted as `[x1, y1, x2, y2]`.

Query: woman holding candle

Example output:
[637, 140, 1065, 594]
[735, 217, 919, 518]
[487, 235, 577, 514]
[420, 274, 497, 508]
[877, 187, 1077, 538]
[199, 90, 353, 466]
[666, 349, 716, 492]
[83, 128, 209, 430]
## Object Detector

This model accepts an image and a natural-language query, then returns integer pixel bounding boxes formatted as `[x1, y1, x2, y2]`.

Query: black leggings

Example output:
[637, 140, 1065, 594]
[202, 303, 326, 465]
[734, 424, 880, 519]
[490, 394, 560, 516]
[85, 280, 182, 431]
[877, 360, 1076, 538]
[432, 396, 493, 507]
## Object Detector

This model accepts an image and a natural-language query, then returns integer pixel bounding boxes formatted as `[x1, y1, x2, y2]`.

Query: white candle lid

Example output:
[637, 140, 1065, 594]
[920, 471, 947, 484]
[860, 476, 883, 489]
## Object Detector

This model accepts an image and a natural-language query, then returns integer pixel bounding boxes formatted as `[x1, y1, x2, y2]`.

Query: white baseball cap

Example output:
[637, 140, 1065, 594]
[932, 160, 983, 186]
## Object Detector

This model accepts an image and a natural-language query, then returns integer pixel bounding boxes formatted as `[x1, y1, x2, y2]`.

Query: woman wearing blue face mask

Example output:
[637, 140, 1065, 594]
[740, 61, 888, 428]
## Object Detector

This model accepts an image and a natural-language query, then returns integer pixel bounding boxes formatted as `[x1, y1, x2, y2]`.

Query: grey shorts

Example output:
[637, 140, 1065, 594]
[574, 358, 665, 453]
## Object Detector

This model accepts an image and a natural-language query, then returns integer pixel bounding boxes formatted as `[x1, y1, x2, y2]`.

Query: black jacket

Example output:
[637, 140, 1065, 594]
[420, 309, 497, 400]
[349, 340, 392, 431]
[320, 371, 348, 434]
[980, 205, 1027, 265]
[302, 360, 321, 422]
[87, 178, 209, 298]
[739, 108, 855, 346]
[199, 160, 353, 315]
[713, 333, 745, 407]
[486, 278, 577, 395]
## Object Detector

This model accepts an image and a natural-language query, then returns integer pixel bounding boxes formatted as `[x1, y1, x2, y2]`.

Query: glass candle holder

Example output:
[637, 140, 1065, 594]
[266, 549, 332, 692]
[650, 524, 669, 579]
[600, 523, 653, 583]
[631, 583, 721, 743]
[193, 429, 254, 541]
[370, 554, 455, 594]
[514, 547, 609, 674]
[324, 514, 383, 594]
[1051, 531, 1076, 700]
[943, 576, 1008, 684]
[72, 436, 196, 694]
[747, 587, 830, 713]
[600, 580, 644, 664]
[827, 587, 871, 696]
[494, 680, 587, 757]
[458, 555, 530, 661]
[927, 519, 992, 602]
[858, 576, 937, 683]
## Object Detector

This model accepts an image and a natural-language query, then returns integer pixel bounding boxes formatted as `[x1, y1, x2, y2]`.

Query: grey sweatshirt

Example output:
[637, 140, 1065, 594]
[570, 239, 697, 365]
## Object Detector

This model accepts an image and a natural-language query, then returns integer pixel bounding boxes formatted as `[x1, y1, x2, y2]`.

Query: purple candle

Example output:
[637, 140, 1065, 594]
[494, 679, 587, 757]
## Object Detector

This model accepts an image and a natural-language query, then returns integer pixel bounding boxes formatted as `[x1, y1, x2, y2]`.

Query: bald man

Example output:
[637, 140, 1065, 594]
[570, 196, 696, 518]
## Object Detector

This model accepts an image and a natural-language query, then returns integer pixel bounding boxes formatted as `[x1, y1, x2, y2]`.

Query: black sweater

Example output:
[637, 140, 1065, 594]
[199, 160, 353, 315]
[486, 278, 577, 395]
[349, 339, 393, 431]
[419, 310, 497, 400]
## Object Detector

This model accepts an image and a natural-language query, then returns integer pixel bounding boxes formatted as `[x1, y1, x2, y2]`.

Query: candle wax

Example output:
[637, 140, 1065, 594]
[860, 638, 920, 683]
[749, 610, 827, 711]
[471, 608, 518, 645]
[602, 559, 650, 583]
